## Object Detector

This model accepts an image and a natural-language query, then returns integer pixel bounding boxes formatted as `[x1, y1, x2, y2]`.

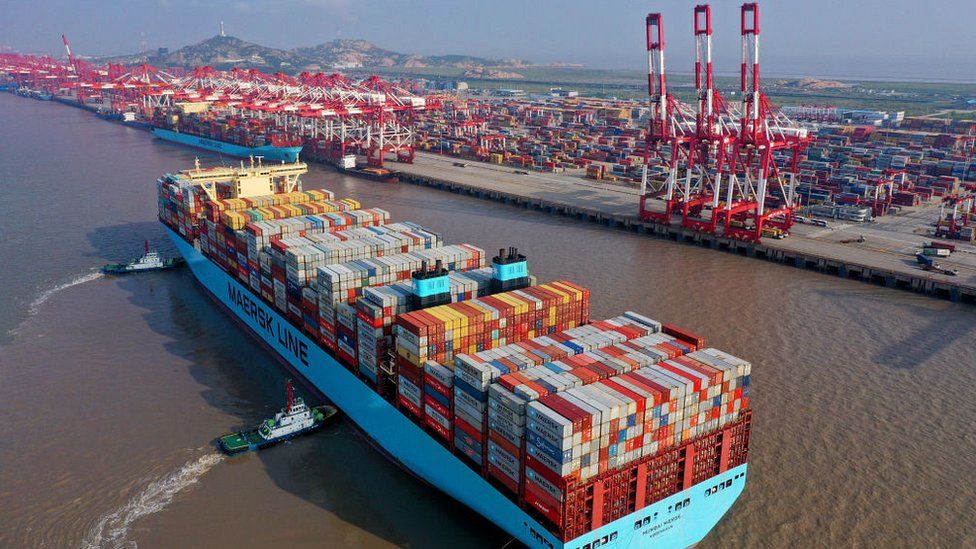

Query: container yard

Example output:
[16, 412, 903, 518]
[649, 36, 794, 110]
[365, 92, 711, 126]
[2, 2, 974, 308]
[154, 157, 753, 548]
[0, 0, 976, 308]
[393, 153, 976, 300]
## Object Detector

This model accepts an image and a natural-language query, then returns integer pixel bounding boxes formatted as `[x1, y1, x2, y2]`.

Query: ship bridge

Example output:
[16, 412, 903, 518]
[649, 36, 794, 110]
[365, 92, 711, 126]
[179, 156, 308, 200]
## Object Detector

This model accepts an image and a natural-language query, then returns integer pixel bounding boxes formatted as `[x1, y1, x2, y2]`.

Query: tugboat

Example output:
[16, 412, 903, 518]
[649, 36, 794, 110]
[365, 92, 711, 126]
[218, 381, 338, 455]
[102, 241, 184, 275]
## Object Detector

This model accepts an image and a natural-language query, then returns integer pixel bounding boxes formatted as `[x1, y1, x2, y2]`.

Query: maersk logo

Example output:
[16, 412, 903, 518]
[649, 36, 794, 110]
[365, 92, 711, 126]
[228, 282, 309, 367]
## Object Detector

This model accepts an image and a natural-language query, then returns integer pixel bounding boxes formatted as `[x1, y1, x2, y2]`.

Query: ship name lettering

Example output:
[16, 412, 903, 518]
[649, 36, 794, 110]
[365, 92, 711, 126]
[277, 324, 309, 367]
[228, 283, 274, 335]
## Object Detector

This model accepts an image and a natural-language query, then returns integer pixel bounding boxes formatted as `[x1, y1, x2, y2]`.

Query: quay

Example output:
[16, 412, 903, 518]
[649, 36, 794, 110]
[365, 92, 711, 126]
[396, 152, 976, 304]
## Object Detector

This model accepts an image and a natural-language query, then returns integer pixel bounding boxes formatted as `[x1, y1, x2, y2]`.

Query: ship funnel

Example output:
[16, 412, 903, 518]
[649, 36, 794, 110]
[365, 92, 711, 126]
[491, 245, 530, 293]
[411, 257, 451, 310]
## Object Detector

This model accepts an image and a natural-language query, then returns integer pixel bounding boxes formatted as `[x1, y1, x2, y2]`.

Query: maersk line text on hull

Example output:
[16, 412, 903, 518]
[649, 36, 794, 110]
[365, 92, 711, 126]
[228, 282, 308, 367]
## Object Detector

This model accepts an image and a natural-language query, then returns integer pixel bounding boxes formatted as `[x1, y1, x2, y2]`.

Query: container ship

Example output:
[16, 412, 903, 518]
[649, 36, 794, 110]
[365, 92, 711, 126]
[158, 158, 752, 549]
[15, 86, 53, 101]
[151, 107, 303, 162]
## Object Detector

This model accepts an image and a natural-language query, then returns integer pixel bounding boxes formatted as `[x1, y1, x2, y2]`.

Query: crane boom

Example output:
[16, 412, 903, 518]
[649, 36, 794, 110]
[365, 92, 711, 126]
[62, 34, 76, 73]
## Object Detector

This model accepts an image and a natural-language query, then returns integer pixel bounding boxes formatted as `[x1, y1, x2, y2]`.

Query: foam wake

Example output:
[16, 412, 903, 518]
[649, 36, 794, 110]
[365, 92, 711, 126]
[82, 452, 223, 549]
[29, 271, 104, 316]
[7, 271, 104, 338]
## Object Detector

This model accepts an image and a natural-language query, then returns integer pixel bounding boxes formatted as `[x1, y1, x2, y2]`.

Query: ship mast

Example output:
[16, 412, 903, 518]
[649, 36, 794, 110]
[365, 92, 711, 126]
[285, 379, 294, 413]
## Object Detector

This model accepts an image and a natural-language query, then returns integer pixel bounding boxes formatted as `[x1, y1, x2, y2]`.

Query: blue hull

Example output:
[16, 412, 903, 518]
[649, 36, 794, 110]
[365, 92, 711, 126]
[153, 127, 303, 163]
[167, 227, 747, 549]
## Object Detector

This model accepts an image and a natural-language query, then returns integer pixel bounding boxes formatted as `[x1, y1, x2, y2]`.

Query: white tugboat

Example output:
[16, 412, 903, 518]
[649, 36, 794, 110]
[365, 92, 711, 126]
[102, 240, 184, 274]
[218, 380, 338, 454]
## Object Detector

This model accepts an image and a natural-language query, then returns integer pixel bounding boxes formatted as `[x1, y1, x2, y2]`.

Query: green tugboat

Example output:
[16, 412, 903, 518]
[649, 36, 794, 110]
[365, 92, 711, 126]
[218, 380, 338, 455]
[102, 241, 184, 275]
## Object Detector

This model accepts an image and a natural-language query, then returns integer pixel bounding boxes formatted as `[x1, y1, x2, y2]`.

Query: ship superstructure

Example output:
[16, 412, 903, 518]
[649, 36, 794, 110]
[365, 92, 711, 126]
[259, 388, 315, 440]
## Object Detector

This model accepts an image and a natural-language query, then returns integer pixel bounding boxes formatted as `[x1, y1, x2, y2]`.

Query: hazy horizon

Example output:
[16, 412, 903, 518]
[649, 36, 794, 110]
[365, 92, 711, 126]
[3, 0, 976, 82]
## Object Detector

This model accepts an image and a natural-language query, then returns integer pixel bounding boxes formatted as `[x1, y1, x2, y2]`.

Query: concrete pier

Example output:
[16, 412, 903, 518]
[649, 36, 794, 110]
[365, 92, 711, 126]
[394, 153, 976, 304]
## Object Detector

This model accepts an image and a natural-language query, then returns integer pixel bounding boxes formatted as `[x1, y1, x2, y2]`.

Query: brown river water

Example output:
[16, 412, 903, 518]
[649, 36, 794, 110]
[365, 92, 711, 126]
[1, 93, 974, 548]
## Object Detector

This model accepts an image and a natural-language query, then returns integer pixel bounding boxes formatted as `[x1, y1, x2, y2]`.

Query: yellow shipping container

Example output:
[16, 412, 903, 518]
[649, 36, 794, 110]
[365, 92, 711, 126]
[543, 283, 570, 304]
[468, 301, 497, 323]
[444, 308, 464, 330]
[397, 344, 422, 366]
[550, 281, 584, 302]
[494, 293, 527, 315]
[222, 211, 247, 230]
[177, 101, 210, 114]
[427, 307, 452, 326]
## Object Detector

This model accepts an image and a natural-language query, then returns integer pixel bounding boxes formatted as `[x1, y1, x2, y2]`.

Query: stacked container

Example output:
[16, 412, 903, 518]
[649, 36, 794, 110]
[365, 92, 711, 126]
[356, 268, 496, 383]
[394, 282, 590, 423]
[283, 223, 442, 287]
[242, 209, 391, 260]
[220, 198, 361, 230]
[316, 245, 487, 357]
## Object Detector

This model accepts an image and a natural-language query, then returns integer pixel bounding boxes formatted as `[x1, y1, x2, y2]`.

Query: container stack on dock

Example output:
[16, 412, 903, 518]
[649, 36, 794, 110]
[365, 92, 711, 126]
[415, 97, 974, 220]
[795, 121, 976, 219]
[157, 160, 753, 546]
[416, 97, 650, 183]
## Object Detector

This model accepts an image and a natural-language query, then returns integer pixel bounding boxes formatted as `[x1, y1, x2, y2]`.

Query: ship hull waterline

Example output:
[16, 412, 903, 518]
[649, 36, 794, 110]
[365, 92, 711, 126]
[166, 226, 747, 549]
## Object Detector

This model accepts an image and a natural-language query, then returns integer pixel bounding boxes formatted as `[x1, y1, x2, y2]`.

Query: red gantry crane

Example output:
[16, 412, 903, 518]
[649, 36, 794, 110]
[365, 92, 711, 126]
[680, 4, 738, 232]
[639, 2, 810, 242]
[638, 11, 697, 225]
[61, 35, 77, 73]
[722, 3, 811, 241]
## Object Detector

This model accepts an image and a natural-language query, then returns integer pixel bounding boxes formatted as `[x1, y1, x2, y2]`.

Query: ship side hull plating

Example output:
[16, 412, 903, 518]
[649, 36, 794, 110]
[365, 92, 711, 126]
[152, 127, 303, 162]
[167, 227, 747, 549]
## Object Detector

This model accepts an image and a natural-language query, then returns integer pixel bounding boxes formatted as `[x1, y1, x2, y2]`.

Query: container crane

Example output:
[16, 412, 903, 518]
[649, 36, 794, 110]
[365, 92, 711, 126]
[61, 35, 77, 73]
[639, 2, 809, 242]
[638, 12, 696, 225]
[938, 194, 975, 238]
[679, 4, 738, 233]
[722, 2, 811, 241]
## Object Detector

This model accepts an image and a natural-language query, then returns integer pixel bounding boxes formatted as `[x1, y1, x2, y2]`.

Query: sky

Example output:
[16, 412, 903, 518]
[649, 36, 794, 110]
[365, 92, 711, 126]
[3, 0, 976, 82]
